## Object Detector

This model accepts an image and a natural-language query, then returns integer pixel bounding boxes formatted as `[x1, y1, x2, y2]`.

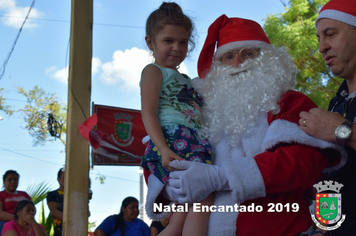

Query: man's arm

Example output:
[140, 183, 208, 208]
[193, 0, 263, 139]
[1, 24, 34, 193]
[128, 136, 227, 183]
[47, 201, 63, 221]
[299, 108, 356, 150]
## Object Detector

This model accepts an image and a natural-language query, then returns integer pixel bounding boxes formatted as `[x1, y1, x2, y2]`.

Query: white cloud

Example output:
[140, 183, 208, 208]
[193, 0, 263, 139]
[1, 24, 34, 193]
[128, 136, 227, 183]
[92, 57, 102, 75]
[0, 0, 15, 9]
[46, 58, 104, 84]
[99, 47, 152, 90]
[46, 47, 190, 91]
[46, 66, 68, 84]
[99, 47, 188, 92]
[0, 0, 44, 28]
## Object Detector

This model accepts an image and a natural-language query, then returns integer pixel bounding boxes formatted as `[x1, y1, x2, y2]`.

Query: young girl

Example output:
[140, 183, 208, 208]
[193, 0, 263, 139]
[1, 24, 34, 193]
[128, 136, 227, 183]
[140, 2, 213, 236]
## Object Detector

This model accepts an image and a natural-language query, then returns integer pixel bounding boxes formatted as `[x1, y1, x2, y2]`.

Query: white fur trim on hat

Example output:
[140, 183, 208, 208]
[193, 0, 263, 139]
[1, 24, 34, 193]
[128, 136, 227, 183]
[316, 9, 356, 27]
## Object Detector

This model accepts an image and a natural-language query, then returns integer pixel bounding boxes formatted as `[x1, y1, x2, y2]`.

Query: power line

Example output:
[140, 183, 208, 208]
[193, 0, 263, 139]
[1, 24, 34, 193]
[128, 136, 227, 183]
[0, 147, 60, 166]
[0, 148, 140, 183]
[2, 98, 27, 102]
[0, 14, 145, 29]
[0, 0, 36, 81]
[0, 15, 69, 24]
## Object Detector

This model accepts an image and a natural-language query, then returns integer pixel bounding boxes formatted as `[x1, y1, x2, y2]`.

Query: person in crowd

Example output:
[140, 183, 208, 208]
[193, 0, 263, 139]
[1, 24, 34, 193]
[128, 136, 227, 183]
[94, 196, 149, 236]
[1, 199, 47, 236]
[150, 216, 169, 236]
[46, 168, 64, 236]
[140, 2, 213, 236]
[0, 170, 31, 233]
[299, 0, 356, 235]
[148, 14, 348, 235]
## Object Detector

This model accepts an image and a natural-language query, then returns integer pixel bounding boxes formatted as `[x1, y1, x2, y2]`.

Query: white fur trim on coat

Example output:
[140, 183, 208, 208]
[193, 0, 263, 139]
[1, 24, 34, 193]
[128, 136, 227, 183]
[217, 118, 347, 205]
[222, 155, 266, 203]
[142, 135, 150, 145]
[145, 175, 172, 220]
[263, 119, 348, 172]
[207, 191, 238, 236]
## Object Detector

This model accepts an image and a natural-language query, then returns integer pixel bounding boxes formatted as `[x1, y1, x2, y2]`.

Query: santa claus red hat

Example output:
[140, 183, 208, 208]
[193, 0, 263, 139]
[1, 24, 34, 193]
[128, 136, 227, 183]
[198, 14, 270, 78]
[316, 0, 356, 27]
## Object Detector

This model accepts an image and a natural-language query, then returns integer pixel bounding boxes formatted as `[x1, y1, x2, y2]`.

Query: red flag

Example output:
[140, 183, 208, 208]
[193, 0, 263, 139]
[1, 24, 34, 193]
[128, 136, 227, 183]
[79, 104, 147, 166]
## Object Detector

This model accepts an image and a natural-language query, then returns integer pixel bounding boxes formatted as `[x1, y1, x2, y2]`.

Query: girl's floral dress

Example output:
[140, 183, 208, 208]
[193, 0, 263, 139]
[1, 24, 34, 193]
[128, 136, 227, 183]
[140, 64, 212, 183]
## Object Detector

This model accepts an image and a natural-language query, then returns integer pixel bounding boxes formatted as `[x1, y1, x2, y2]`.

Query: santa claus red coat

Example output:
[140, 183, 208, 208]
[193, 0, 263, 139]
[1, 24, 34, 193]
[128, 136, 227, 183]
[144, 89, 346, 235]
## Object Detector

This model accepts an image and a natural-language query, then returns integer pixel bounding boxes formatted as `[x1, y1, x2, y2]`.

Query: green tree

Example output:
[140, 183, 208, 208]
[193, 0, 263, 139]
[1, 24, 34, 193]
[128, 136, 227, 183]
[1, 86, 67, 146]
[1, 85, 106, 185]
[0, 88, 13, 116]
[263, 0, 343, 109]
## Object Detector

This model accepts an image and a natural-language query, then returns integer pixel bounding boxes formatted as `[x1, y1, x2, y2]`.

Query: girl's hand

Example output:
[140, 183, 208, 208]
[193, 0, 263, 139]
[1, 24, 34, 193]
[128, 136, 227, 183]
[160, 148, 184, 171]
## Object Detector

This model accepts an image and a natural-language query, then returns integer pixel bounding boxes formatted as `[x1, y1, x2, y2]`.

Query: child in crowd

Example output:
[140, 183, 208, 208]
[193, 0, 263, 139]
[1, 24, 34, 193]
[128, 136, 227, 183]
[140, 2, 213, 236]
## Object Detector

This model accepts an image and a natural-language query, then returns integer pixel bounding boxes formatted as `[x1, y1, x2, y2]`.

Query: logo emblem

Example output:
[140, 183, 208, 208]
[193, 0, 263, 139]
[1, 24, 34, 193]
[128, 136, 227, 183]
[115, 121, 132, 142]
[111, 113, 134, 147]
[311, 181, 346, 231]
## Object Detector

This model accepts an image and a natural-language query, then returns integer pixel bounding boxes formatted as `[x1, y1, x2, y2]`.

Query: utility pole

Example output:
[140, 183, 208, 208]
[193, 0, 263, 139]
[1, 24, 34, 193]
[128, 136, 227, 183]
[63, 0, 93, 235]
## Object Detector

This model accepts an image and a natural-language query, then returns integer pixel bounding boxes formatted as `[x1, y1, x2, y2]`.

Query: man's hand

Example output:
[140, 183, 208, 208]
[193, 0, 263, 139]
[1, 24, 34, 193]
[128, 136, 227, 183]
[166, 160, 229, 203]
[299, 108, 345, 142]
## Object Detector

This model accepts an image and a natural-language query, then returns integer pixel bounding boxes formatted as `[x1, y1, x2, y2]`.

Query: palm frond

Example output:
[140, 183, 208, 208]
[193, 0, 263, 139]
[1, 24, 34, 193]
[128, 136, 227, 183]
[26, 181, 53, 205]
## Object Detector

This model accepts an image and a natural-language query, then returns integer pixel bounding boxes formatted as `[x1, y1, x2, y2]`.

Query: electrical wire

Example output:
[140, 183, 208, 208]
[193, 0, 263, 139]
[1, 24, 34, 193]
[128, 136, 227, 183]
[0, 0, 36, 80]
[0, 148, 139, 183]
[0, 147, 59, 166]
[0, 14, 145, 29]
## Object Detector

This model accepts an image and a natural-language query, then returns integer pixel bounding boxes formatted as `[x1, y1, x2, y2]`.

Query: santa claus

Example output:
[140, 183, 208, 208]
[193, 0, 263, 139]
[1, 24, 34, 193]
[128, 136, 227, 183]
[145, 15, 347, 236]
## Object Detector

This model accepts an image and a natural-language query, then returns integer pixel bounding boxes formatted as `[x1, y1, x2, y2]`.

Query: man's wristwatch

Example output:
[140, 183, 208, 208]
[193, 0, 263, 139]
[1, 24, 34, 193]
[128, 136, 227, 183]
[335, 120, 354, 145]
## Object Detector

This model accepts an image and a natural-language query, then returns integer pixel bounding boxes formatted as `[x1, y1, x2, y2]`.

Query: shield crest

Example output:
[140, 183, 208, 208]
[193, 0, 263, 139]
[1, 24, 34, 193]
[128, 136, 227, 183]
[316, 193, 342, 224]
[115, 120, 132, 143]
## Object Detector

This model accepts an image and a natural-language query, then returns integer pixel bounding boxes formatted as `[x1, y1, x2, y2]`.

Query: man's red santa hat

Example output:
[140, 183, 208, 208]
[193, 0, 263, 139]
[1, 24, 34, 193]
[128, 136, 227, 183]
[316, 0, 356, 27]
[198, 14, 270, 78]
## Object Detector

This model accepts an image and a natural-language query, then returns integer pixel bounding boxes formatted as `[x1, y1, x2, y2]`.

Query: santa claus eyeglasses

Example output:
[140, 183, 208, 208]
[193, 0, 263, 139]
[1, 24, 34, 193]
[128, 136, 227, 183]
[219, 48, 260, 64]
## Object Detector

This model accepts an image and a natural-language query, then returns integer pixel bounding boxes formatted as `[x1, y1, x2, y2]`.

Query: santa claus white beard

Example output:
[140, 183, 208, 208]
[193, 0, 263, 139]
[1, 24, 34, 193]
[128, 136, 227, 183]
[194, 47, 296, 147]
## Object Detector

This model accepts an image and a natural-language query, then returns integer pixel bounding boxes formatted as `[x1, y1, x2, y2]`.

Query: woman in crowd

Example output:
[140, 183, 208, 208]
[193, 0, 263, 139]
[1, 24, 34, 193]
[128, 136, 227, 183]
[0, 170, 31, 233]
[1, 199, 47, 236]
[94, 196, 150, 236]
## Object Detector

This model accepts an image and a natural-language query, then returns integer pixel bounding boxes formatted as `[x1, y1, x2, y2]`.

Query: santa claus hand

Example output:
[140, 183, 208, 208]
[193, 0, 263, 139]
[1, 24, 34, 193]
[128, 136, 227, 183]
[167, 160, 229, 203]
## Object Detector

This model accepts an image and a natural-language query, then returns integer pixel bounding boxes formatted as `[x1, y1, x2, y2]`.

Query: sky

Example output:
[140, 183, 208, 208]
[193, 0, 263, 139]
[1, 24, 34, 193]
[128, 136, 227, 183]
[0, 0, 286, 230]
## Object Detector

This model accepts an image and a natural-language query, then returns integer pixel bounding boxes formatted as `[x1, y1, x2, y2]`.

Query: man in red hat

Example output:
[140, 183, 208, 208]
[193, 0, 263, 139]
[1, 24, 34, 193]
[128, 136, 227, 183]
[162, 15, 347, 235]
[299, 0, 356, 235]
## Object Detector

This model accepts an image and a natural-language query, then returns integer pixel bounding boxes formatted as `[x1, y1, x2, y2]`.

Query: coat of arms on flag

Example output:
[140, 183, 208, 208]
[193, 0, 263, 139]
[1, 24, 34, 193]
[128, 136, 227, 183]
[311, 180, 346, 231]
[113, 114, 134, 146]
[79, 104, 147, 166]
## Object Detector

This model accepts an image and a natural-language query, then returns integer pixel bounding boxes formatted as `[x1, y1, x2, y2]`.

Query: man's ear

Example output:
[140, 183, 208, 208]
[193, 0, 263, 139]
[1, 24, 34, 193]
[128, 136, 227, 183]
[145, 36, 153, 50]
